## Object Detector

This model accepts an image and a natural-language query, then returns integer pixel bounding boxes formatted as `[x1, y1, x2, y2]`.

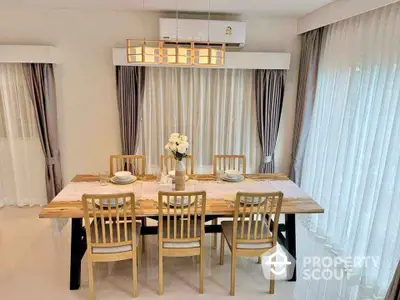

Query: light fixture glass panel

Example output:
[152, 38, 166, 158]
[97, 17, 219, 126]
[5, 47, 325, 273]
[162, 46, 178, 64]
[210, 57, 222, 65]
[196, 56, 209, 65]
[128, 46, 143, 55]
[143, 55, 160, 63]
[164, 56, 177, 63]
[194, 48, 209, 57]
[129, 54, 143, 63]
[210, 48, 223, 58]
[144, 46, 159, 55]
[178, 56, 191, 64]
[178, 47, 192, 56]
[163, 47, 176, 56]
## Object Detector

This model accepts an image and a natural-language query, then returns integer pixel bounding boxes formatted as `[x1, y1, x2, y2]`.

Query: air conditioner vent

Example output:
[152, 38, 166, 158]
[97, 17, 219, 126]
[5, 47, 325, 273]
[159, 18, 246, 49]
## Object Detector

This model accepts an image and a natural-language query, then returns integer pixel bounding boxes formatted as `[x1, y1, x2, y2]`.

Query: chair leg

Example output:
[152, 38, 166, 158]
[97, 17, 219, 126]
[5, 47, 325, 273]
[137, 242, 141, 268]
[270, 278, 275, 295]
[269, 253, 275, 294]
[212, 218, 218, 249]
[142, 218, 146, 253]
[87, 259, 95, 300]
[199, 252, 204, 293]
[158, 249, 163, 295]
[230, 250, 236, 296]
[132, 251, 138, 297]
[257, 256, 261, 264]
[220, 232, 225, 265]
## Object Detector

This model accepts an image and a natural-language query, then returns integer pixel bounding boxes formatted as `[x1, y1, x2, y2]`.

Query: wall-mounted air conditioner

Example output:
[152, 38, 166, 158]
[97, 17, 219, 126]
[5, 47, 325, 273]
[159, 18, 246, 48]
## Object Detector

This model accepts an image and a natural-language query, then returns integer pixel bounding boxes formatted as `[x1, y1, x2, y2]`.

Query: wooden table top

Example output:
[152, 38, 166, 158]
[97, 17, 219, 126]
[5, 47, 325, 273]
[39, 173, 324, 219]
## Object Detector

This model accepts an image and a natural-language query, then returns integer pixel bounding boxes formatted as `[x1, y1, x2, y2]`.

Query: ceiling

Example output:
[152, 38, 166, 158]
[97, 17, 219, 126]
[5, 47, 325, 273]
[0, 0, 336, 16]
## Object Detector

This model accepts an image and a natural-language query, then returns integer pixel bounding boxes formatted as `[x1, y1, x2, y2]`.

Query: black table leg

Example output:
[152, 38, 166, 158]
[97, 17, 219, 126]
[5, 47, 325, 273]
[285, 214, 297, 281]
[70, 218, 86, 290]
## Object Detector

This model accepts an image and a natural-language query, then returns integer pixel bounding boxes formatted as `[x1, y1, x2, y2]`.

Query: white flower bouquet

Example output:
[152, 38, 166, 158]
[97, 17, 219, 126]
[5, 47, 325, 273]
[165, 133, 189, 161]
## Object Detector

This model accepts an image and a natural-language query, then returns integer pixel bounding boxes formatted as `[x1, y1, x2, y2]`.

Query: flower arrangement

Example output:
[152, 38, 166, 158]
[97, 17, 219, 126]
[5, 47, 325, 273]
[165, 133, 189, 161]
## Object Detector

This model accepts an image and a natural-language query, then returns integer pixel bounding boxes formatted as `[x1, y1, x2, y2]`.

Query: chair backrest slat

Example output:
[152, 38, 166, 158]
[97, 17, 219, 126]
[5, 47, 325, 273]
[247, 196, 255, 239]
[240, 199, 246, 239]
[107, 200, 113, 243]
[173, 195, 177, 239]
[115, 198, 121, 243]
[110, 155, 145, 177]
[93, 203, 99, 243]
[160, 155, 194, 175]
[194, 195, 198, 237]
[260, 196, 269, 239]
[99, 198, 106, 243]
[253, 198, 262, 239]
[213, 154, 246, 175]
[187, 199, 191, 238]
[82, 193, 137, 249]
[158, 191, 206, 243]
[233, 192, 283, 245]
[123, 198, 128, 241]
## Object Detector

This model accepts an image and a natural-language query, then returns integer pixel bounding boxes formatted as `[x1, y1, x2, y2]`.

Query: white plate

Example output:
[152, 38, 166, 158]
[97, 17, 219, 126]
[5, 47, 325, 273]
[225, 169, 242, 178]
[110, 175, 136, 185]
[165, 196, 194, 207]
[115, 171, 132, 180]
[94, 198, 124, 208]
[222, 174, 244, 182]
[239, 197, 263, 205]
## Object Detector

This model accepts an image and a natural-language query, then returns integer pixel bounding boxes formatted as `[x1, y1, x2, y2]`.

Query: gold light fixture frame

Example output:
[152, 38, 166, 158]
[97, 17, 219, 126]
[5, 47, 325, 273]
[126, 40, 225, 66]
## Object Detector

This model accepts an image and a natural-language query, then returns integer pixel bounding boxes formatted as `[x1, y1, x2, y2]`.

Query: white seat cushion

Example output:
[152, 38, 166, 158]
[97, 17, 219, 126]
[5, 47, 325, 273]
[221, 221, 272, 249]
[91, 221, 141, 254]
[164, 241, 200, 248]
[93, 244, 133, 254]
[162, 219, 202, 249]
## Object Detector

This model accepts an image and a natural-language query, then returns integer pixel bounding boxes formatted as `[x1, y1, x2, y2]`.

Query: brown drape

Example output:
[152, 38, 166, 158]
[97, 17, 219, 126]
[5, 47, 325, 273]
[255, 70, 286, 173]
[116, 66, 146, 155]
[386, 260, 400, 300]
[289, 28, 324, 184]
[23, 64, 62, 202]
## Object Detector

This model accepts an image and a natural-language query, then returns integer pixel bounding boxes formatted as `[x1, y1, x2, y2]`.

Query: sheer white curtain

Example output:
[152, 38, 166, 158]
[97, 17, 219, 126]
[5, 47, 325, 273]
[0, 64, 47, 206]
[301, 4, 400, 298]
[137, 67, 261, 174]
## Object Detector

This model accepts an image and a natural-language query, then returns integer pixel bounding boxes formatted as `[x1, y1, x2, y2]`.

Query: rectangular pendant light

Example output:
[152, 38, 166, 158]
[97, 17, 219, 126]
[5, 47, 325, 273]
[127, 40, 225, 66]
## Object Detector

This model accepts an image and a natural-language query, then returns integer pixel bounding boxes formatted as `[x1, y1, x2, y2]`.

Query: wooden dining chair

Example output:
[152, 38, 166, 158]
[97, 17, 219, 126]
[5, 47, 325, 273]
[211, 154, 247, 249]
[110, 154, 147, 251]
[160, 155, 194, 175]
[213, 154, 246, 175]
[109, 155, 146, 177]
[158, 190, 207, 295]
[219, 192, 283, 296]
[82, 192, 142, 299]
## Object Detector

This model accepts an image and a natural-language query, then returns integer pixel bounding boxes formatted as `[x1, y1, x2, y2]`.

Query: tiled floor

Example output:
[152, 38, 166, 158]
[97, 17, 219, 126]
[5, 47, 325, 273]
[0, 207, 354, 300]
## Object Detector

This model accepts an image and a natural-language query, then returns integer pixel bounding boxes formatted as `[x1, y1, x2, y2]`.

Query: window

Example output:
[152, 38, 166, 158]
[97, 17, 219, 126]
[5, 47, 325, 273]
[137, 67, 261, 174]
[300, 4, 400, 298]
[0, 64, 46, 206]
[0, 64, 38, 139]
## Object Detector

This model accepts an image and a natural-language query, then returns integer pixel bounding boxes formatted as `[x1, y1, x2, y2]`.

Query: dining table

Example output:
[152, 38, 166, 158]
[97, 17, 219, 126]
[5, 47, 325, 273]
[39, 173, 324, 290]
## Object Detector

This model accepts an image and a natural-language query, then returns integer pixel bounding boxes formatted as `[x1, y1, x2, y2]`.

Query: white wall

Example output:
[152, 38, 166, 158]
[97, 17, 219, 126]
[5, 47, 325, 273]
[298, 0, 399, 33]
[0, 9, 300, 181]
